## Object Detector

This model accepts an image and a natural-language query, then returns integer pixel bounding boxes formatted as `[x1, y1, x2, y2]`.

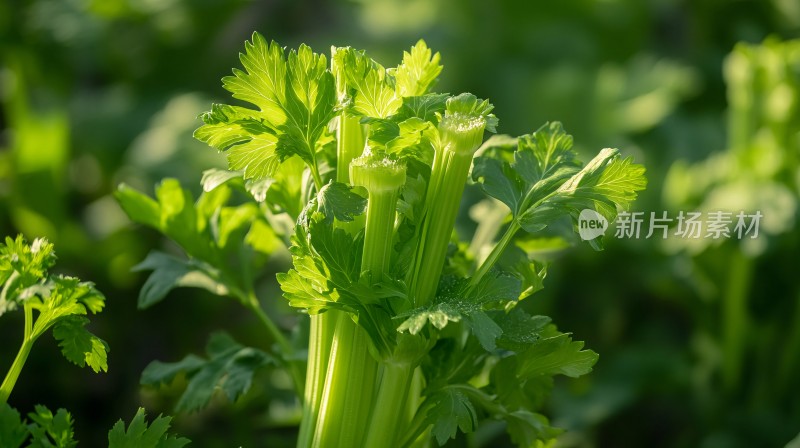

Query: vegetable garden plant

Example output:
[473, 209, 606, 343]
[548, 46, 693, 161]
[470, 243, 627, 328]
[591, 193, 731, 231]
[2, 33, 646, 447]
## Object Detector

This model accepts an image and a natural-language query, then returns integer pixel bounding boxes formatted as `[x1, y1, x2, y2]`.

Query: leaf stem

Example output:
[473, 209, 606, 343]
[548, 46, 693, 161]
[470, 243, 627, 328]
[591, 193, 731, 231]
[722, 250, 752, 392]
[309, 162, 324, 192]
[0, 305, 35, 403]
[247, 295, 305, 396]
[312, 313, 378, 447]
[468, 220, 520, 291]
[364, 362, 412, 447]
[297, 311, 335, 448]
[408, 149, 474, 306]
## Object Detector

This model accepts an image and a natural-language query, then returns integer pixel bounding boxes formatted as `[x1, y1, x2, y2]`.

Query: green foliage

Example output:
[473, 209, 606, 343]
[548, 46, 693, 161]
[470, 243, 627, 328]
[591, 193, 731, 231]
[108, 408, 190, 448]
[0, 403, 78, 448]
[0, 403, 29, 448]
[115, 180, 281, 309]
[0, 236, 56, 317]
[473, 122, 647, 250]
[195, 33, 336, 180]
[140, 332, 273, 412]
[0, 236, 108, 404]
[222, 38, 644, 447]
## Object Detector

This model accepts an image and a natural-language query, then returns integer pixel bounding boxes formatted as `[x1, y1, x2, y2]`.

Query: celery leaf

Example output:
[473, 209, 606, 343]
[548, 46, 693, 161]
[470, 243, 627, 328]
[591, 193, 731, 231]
[195, 33, 336, 179]
[108, 408, 190, 448]
[140, 332, 273, 413]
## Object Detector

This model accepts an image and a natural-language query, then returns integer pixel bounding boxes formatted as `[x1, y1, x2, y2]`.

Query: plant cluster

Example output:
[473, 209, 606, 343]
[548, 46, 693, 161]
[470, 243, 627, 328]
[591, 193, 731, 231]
[0, 236, 189, 447]
[116, 33, 646, 447]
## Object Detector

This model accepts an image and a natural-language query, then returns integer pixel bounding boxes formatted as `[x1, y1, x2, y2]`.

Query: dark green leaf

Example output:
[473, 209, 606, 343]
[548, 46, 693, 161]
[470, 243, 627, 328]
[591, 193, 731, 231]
[516, 329, 599, 379]
[427, 388, 478, 445]
[140, 332, 273, 413]
[140, 355, 206, 386]
[504, 410, 562, 448]
[132, 252, 227, 309]
[315, 182, 367, 225]
[108, 408, 190, 448]
[52, 316, 109, 373]
[0, 403, 28, 448]
[27, 405, 77, 448]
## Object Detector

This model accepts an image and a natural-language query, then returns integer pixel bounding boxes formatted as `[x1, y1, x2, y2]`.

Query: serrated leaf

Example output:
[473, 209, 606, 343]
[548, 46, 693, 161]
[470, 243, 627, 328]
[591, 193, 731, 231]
[518, 147, 647, 249]
[0, 235, 57, 316]
[140, 332, 273, 413]
[314, 182, 367, 225]
[427, 389, 478, 445]
[0, 403, 28, 448]
[196, 33, 336, 178]
[504, 410, 562, 448]
[516, 330, 599, 379]
[277, 269, 331, 314]
[397, 274, 519, 350]
[473, 122, 646, 250]
[132, 252, 228, 309]
[334, 47, 402, 119]
[492, 308, 551, 352]
[464, 310, 503, 351]
[52, 316, 109, 373]
[472, 123, 579, 217]
[108, 408, 190, 448]
[396, 93, 449, 123]
[28, 276, 106, 341]
[200, 168, 244, 192]
[27, 406, 77, 448]
[393, 40, 443, 97]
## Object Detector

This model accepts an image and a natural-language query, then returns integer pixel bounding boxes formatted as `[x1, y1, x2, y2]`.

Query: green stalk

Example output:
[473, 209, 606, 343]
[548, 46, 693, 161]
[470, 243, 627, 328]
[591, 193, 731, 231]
[364, 363, 412, 447]
[298, 56, 367, 446]
[468, 220, 520, 290]
[297, 312, 335, 448]
[337, 113, 366, 184]
[312, 152, 405, 447]
[313, 313, 377, 447]
[0, 305, 34, 403]
[408, 112, 487, 306]
[722, 250, 752, 392]
[247, 297, 305, 396]
[778, 292, 800, 392]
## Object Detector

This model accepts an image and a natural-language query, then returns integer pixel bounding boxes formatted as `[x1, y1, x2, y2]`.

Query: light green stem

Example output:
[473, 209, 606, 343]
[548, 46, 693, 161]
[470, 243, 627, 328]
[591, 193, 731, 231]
[337, 113, 365, 184]
[468, 220, 520, 291]
[409, 150, 474, 306]
[297, 311, 335, 448]
[0, 305, 34, 403]
[364, 363, 412, 447]
[312, 314, 378, 447]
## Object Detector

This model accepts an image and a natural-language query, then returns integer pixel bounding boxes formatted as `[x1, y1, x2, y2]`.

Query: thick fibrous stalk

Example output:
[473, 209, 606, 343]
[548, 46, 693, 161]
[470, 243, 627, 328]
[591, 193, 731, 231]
[312, 152, 406, 448]
[407, 112, 487, 306]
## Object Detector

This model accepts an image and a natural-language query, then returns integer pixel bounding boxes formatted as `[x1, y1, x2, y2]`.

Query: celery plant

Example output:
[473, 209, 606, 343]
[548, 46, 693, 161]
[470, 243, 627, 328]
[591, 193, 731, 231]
[0, 236, 108, 404]
[179, 33, 647, 446]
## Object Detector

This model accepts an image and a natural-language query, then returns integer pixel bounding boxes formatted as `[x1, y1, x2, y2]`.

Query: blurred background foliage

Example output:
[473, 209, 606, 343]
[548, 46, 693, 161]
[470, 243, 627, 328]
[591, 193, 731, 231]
[1, 0, 799, 446]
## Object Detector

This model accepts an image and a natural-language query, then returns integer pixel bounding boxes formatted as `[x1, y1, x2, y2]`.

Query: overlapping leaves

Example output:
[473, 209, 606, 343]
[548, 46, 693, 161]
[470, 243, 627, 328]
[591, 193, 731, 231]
[140, 332, 273, 413]
[473, 122, 647, 249]
[0, 237, 108, 373]
[194, 33, 336, 180]
[115, 180, 281, 309]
